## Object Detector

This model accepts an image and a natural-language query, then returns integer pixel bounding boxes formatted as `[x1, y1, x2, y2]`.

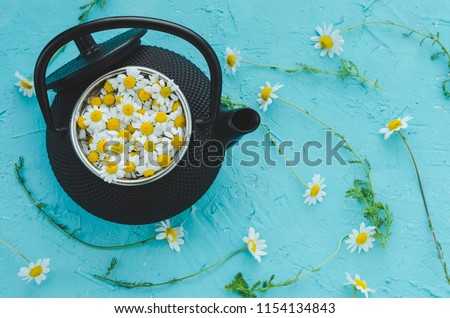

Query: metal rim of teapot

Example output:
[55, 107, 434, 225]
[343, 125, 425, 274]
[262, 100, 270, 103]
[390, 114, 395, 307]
[69, 66, 193, 186]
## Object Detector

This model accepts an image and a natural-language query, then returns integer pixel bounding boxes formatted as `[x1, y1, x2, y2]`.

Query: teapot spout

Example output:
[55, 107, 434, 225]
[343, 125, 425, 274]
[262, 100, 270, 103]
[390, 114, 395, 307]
[213, 107, 261, 148]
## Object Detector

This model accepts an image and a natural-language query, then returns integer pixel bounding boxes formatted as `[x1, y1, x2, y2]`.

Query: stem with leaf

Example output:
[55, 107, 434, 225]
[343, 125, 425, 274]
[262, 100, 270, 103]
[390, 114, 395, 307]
[14, 157, 157, 250]
[94, 248, 247, 288]
[397, 132, 449, 284]
[0, 238, 31, 264]
[79, 0, 107, 23]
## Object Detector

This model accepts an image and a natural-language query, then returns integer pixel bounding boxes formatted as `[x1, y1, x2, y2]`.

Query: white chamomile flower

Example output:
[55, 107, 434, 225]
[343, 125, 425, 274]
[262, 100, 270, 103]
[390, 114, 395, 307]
[257, 81, 283, 112]
[132, 112, 155, 138]
[105, 107, 123, 131]
[15, 71, 34, 97]
[344, 273, 376, 298]
[116, 95, 141, 124]
[345, 223, 376, 253]
[151, 79, 179, 106]
[136, 160, 162, 178]
[303, 174, 326, 206]
[90, 130, 113, 153]
[155, 219, 185, 252]
[135, 86, 153, 108]
[99, 161, 126, 183]
[18, 258, 50, 285]
[123, 152, 140, 178]
[115, 67, 144, 95]
[311, 22, 344, 58]
[224, 47, 241, 76]
[76, 115, 89, 139]
[378, 116, 413, 140]
[83, 105, 108, 133]
[243, 227, 267, 262]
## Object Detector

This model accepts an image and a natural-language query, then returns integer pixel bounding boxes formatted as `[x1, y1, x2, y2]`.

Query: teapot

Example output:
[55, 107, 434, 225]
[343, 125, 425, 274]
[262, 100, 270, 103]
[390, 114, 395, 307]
[34, 16, 260, 225]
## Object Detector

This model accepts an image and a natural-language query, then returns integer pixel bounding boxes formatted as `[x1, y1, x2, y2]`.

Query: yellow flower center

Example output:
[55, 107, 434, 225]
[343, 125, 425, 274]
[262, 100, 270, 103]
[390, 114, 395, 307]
[160, 86, 172, 98]
[138, 89, 151, 101]
[116, 95, 123, 104]
[105, 162, 118, 174]
[226, 53, 236, 67]
[137, 109, 146, 115]
[165, 227, 177, 242]
[123, 76, 136, 89]
[103, 81, 114, 93]
[103, 94, 115, 106]
[88, 136, 93, 144]
[310, 184, 320, 197]
[387, 119, 402, 131]
[118, 129, 131, 141]
[21, 80, 33, 90]
[155, 112, 167, 123]
[144, 140, 155, 152]
[97, 140, 108, 153]
[124, 161, 136, 173]
[143, 169, 155, 177]
[356, 232, 368, 245]
[77, 116, 88, 129]
[107, 118, 120, 131]
[171, 135, 184, 148]
[174, 115, 186, 128]
[29, 265, 43, 278]
[140, 122, 154, 136]
[90, 97, 102, 107]
[90, 110, 103, 122]
[126, 124, 136, 133]
[157, 154, 171, 167]
[172, 101, 181, 111]
[88, 151, 99, 163]
[320, 35, 334, 49]
[247, 239, 257, 253]
[122, 104, 135, 116]
[110, 143, 124, 155]
[354, 279, 367, 290]
[261, 87, 272, 101]
[153, 99, 160, 107]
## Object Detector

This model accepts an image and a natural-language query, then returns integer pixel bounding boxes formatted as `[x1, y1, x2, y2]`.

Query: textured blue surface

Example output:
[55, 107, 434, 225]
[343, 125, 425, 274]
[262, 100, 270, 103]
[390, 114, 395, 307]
[0, 0, 449, 297]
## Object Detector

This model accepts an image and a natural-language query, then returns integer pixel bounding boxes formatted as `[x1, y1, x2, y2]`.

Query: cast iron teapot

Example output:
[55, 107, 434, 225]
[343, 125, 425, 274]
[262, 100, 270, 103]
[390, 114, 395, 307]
[34, 16, 260, 225]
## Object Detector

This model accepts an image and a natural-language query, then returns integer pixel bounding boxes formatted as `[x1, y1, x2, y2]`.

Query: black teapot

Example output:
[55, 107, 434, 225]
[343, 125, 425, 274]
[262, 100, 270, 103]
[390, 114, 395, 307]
[34, 17, 260, 225]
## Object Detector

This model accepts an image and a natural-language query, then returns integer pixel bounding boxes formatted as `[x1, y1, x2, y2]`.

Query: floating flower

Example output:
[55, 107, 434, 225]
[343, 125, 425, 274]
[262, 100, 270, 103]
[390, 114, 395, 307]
[15, 71, 34, 97]
[224, 47, 242, 76]
[155, 219, 185, 252]
[378, 116, 413, 140]
[345, 223, 376, 253]
[243, 227, 267, 262]
[311, 23, 344, 58]
[99, 161, 126, 183]
[344, 273, 376, 298]
[18, 258, 50, 285]
[256, 81, 283, 112]
[151, 79, 179, 106]
[303, 174, 326, 205]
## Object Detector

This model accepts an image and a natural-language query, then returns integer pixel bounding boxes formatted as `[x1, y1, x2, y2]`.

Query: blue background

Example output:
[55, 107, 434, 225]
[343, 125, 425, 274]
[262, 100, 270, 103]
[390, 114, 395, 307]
[0, 0, 449, 297]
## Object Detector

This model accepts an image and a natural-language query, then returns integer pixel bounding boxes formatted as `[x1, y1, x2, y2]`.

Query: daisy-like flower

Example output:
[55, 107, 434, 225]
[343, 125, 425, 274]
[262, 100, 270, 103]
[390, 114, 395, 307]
[18, 258, 50, 285]
[378, 116, 413, 140]
[344, 273, 376, 298]
[76, 115, 88, 139]
[113, 67, 144, 95]
[151, 79, 179, 106]
[99, 161, 126, 183]
[135, 160, 162, 178]
[243, 227, 267, 262]
[123, 151, 140, 179]
[257, 81, 283, 112]
[90, 130, 113, 153]
[303, 174, 326, 205]
[83, 105, 108, 133]
[155, 219, 185, 252]
[311, 22, 344, 58]
[132, 112, 155, 138]
[105, 107, 123, 131]
[15, 71, 34, 97]
[224, 47, 241, 76]
[345, 223, 376, 253]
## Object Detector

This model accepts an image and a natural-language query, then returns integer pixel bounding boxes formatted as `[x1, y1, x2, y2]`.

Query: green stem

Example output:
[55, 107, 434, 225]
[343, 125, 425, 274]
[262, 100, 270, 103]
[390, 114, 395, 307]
[0, 238, 31, 263]
[351, 288, 357, 298]
[241, 60, 298, 73]
[14, 161, 157, 250]
[398, 131, 450, 284]
[94, 247, 247, 288]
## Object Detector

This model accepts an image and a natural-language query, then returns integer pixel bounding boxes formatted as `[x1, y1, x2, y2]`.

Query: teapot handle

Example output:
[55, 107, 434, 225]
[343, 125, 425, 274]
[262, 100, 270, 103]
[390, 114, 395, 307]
[34, 16, 222, 134]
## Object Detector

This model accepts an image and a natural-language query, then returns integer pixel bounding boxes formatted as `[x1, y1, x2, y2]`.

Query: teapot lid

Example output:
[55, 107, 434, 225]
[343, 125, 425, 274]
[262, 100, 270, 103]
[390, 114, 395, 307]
[46, 28, 146, 92]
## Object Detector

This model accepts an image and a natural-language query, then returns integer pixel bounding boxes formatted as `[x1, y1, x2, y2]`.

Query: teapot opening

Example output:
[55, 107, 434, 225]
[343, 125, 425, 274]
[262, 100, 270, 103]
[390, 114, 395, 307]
[230, 108, 260, 134]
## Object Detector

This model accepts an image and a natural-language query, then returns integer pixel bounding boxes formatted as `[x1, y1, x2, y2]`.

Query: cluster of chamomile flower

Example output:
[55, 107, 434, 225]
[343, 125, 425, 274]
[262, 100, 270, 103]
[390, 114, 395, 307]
[76, 67, 187, 183]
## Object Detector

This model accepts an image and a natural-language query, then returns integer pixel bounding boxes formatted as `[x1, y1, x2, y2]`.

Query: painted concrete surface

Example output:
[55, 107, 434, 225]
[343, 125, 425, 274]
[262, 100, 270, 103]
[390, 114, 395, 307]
[0, 0, 449, 297]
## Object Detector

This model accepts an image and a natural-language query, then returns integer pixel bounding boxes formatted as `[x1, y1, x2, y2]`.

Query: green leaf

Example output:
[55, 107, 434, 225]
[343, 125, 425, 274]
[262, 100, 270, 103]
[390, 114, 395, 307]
[104, 257, 118, 277]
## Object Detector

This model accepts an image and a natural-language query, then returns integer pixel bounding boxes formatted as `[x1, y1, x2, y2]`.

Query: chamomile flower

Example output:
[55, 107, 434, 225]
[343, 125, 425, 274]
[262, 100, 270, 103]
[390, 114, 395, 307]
[132, 112, 155, 138]
[116, 96, 140, 124]
[303, 174, 326, 205]
[224, 47, 241, 76]
[99, 161, 126, 183]
[257, 82, 283, 112]
[15, 71, 34, 97]
[18, 258, 50, 285]
[135, 86, 153, 108]
[243, 227, 267, 262]
[105, 108, 123, 131]
[344, 273, 376, 298]
[90, 131, 113, 153]
[311, 23, 344, 58]
[151, 79, 179, 106]
[76, 115, 89, 139]
[123, 152, 140, 178]
[115, 67, 144, 95]
[345, 223, 376, 253]
[155, 219, 185, 252]
[378, 116, 413, 140]
[83, 105, 108, 133]
[136, 160, 162, 178]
